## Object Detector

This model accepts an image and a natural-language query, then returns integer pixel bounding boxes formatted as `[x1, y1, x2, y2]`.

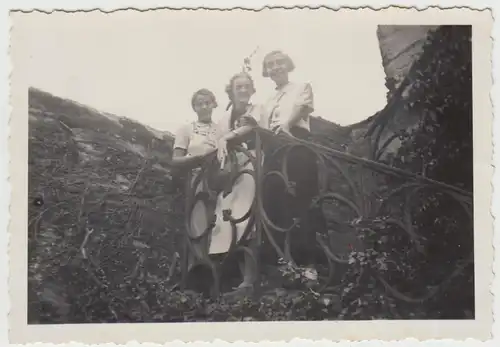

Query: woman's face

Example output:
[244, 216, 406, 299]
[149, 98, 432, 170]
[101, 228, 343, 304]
[193, 94, 215, 121]
[264, 53, 289, 84]
[232, 76, 254, 106]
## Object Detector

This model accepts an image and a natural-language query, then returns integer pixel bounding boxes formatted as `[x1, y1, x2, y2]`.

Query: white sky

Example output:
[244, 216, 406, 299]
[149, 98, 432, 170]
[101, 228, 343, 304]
[18, 9, 388, 133]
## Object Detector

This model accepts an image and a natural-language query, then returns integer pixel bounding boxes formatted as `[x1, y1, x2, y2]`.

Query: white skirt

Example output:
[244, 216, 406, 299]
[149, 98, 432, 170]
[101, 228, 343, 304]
[209, 150, 256, 255]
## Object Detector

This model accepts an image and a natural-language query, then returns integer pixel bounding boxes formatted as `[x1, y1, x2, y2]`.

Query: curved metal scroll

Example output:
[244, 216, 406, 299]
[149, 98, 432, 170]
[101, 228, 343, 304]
[180, 146, 259, 296]
[180, 128, 473, 299]
[251, 128, 473, 294]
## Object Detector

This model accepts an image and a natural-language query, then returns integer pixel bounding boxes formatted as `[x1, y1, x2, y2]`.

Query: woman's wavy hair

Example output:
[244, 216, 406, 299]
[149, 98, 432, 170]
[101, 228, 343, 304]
[191, 88, 218, 111]
[262, 50, 295, 78]
[225, 72, 256, 106]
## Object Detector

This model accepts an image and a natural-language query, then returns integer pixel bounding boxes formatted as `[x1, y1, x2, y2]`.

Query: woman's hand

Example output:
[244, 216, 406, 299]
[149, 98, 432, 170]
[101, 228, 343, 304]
[171, 147, 216, 168]
[239, 115, 258, 127]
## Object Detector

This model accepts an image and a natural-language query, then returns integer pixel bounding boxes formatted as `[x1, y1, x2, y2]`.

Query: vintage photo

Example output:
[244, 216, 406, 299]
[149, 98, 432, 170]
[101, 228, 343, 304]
[8, 6, 493, 344]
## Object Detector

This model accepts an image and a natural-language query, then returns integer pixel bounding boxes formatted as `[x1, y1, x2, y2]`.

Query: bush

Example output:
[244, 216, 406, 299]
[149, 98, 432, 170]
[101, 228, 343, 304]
[336, 25, 474, 320]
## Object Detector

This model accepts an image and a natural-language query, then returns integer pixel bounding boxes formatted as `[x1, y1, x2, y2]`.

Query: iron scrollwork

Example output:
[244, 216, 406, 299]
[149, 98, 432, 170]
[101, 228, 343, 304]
[179, 128, 473, 301]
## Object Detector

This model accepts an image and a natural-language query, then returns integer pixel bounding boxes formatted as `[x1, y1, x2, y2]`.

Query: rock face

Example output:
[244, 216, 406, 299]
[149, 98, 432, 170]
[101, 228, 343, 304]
[28, 88, 183, 323]
[29, 87, 175, 163]
[377, 25, 439, 100]
[345, 25, 440, 161]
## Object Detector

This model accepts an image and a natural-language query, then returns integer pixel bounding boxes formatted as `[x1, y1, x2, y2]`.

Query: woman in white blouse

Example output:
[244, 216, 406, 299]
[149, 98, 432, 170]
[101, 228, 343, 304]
[171, 88, 219, 168]
[173, 81, 260, 291]
[171, 89, 220, 287]
[211, 71, 262, 290]
[261, 50, 314, 140]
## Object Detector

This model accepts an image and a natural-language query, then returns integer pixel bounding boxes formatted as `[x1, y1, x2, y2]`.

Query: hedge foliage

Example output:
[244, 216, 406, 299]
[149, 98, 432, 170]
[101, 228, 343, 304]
[338, 25, 474, 320]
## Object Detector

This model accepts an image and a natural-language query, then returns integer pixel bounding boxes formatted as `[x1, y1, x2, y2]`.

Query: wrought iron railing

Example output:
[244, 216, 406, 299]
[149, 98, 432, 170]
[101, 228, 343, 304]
[179, 127, 473, 299]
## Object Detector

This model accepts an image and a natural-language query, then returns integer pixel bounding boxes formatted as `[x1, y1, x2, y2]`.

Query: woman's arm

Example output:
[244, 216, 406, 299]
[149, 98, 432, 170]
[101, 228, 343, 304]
[171, 146, 217, 167]
[284, 105, 312, 129]
[220, 124, 255, 142]
[216, 124, 255, 164]
[219, 109, 259, 142]
[216, 110, 259, 163]
[170, 148, 201, 168]
[170, 124, 206, 168]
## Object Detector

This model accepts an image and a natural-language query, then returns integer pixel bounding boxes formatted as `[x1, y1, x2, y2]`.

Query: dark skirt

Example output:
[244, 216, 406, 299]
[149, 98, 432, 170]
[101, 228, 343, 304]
[262, 126, 326, 266]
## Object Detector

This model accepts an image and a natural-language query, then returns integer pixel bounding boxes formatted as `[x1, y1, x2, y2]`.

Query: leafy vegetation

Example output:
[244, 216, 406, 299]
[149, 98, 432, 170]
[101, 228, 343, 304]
[337, 25, 474, 320]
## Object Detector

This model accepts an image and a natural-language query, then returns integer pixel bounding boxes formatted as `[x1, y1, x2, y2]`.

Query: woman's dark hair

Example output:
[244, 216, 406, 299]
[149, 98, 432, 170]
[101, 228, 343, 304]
[262, 50, 295, 78]
[191, 88, 218, 111]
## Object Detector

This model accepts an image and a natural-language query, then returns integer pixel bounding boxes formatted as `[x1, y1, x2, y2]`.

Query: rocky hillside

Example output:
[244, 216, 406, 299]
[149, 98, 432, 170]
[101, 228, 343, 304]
[28, 87, 185, 323]
[29, 87, 175, 169]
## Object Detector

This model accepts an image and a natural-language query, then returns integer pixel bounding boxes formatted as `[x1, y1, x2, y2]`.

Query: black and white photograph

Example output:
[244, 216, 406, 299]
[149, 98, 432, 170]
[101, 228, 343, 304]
[8, 6, 493, 344]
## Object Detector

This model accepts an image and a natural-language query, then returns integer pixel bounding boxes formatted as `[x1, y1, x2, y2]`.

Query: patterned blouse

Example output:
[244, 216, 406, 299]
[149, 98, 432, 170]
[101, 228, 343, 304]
[173, 120, 218, 156]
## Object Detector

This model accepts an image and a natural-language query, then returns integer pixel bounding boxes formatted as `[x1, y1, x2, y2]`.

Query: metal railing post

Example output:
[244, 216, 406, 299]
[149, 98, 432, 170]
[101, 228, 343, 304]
[253, 130, 263, 292]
